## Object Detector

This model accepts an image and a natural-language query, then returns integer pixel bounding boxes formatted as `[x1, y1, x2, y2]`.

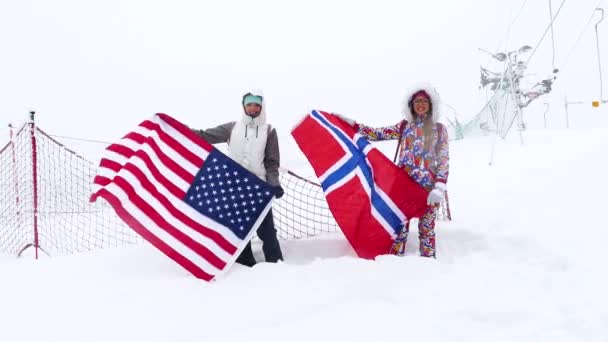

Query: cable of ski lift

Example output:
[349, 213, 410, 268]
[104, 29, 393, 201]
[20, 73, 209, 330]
[475, 0, 602, 138]
[559, 1, 604, 112]
[548, 0, 557, 70]
[557, 0, 602, 73]
[495, 0, 530, 51]
[524, 0, 568, 68]
[594, 7, 606, 104]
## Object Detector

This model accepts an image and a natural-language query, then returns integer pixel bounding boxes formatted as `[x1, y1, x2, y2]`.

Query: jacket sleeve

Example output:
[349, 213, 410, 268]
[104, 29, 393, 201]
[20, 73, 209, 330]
[357, 121, 403, 141]
[190, 122, 235, 144]
[264, 127, 281, 187]
[434, 123, 450, 184]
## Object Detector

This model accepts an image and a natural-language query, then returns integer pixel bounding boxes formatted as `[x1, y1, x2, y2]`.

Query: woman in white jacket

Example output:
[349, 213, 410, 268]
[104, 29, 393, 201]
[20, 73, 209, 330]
[192, 90, 284, 266]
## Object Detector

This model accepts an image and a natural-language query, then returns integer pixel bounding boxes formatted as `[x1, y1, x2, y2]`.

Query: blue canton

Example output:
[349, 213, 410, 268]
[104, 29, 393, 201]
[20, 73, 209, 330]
[184, 149, 275, 240]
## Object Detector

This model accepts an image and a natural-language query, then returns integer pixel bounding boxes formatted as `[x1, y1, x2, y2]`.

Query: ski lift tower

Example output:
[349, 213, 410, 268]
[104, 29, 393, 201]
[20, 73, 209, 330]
[478, 45, 558, 138]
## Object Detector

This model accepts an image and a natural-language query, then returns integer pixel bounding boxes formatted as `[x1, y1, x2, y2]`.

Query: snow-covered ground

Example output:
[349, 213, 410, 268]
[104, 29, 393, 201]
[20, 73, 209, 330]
[2, 116, 607, 341]
[2, 1, 608, 341]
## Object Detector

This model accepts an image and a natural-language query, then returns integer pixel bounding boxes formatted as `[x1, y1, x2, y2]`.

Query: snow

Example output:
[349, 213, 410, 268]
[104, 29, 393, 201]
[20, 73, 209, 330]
[2, 122, 608, 341]
[2, 0, 608, 341]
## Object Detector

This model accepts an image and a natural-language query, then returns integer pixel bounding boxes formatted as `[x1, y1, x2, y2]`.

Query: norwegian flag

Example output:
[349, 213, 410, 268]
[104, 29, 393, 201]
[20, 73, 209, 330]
[291, 110, 428, 259]
[91, 113, 275, 281]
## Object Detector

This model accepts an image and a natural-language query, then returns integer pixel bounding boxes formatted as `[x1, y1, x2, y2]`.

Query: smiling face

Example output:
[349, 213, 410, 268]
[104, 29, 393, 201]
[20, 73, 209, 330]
[243, 94, 263, 117]
[244, 103, 262, 117]
[412, 93, 431, 118]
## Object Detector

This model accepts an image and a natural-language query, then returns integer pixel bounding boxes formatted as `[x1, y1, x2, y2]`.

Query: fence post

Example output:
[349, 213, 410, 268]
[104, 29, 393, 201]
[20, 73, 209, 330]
[29, 111, 39, 260]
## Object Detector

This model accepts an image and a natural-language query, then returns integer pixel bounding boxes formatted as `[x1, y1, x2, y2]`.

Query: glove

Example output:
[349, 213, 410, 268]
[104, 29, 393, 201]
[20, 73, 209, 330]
[427, 182, 446, 205]
[273, 185, 285, 199]
[332, 113, 356, 127]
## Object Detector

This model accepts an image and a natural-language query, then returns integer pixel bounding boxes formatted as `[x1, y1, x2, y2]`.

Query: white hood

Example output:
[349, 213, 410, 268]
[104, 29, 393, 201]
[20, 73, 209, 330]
[229, 88, 271, 181]
[241, 88, 267, 126]
[401, 82, 442, 123]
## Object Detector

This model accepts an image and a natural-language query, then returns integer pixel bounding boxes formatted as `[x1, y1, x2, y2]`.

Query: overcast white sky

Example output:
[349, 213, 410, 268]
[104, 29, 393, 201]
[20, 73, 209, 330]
[0, 0, 605, 158]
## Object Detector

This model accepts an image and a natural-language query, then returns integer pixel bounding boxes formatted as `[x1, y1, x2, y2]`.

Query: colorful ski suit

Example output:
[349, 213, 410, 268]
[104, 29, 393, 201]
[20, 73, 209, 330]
[356, 86, 450, 257]
[358, 119, 449, 190]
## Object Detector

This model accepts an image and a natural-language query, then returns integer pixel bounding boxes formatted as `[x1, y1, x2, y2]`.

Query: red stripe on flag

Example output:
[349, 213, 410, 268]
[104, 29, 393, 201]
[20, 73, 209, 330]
[112, 175, 228, 271]
[99, 159, 122, 173]
[122, 162, 237, 254]
[93, 175, 111, 187]
[123, 132, 146, 144]
[107, 144, 135, 159]
[142, 135, 195, 184]
[156, 113, 214, 153]
[107, 138, 194, 186]
[94, 188, 214, 281]
[131, 150, 187, 199]
[140, 120, 204, 167]
[98, 151, 186, 200]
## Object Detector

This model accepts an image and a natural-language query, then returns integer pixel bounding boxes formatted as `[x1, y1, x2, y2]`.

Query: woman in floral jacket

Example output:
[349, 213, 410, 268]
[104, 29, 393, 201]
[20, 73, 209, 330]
[335, 84, 449, 258]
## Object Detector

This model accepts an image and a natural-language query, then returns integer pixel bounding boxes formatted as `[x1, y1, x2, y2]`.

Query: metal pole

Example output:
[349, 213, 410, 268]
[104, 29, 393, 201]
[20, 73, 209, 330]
[549, 0, 557, 70]
[489, 61, 509, 165]
[488, 132, 498, 166]
[564, 95, 570, 128]
[516, 107, 525, 145]
[595, 8, 606, 103]
[506, 53, 525, 145]
[29, 111, 39, 260]
[563, 96, 586, 128]
[443, 190, 452, 221]
[543, 103, 550, 128]
[525, 0, 567, 67]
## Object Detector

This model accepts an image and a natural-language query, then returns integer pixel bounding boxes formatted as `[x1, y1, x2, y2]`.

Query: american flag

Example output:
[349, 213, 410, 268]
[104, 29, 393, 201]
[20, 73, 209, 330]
[91, 113, 275, 281]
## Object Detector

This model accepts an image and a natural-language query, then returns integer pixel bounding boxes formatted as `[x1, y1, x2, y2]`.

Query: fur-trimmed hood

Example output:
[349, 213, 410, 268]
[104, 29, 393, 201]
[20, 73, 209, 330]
[401, 83, 442, 123]
[241, 89, 267, 127]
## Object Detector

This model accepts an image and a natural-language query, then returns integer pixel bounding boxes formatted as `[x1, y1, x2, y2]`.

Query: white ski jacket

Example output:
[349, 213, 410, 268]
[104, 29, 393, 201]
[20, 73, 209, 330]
[192, 90, 281, 186]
